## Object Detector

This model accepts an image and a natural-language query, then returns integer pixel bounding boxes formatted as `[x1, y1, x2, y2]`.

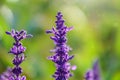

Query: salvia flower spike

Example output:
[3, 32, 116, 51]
[85, 60, 101, 80]
[46, 12, 75, 80]
[6, 29, 32, 80]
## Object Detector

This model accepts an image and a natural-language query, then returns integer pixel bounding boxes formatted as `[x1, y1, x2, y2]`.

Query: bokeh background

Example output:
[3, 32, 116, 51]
[0, 0, 120, 80]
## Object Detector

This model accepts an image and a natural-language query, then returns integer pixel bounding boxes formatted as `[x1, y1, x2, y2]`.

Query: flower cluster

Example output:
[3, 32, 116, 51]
[46, 12, 75, 80]
[85, 60, 101, 80]
[6, 29, 32, 80]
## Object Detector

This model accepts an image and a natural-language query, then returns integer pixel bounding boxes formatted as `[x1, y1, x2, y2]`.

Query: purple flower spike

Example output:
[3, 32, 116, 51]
[6, 29, 32, 80]
[85, 60, 101, 80]
[46, 12, 75, 80]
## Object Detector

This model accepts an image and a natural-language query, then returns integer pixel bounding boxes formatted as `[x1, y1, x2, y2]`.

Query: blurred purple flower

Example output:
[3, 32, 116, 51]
[0, 68, 26, 80]
[85, 60, 101, 80]
[46, 12, 75, 80]
[5, 29, 32, 80]
[0, 68, 13, 80]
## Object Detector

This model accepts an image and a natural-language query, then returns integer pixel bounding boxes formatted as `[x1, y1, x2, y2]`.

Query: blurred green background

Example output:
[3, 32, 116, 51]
[0, 0, 120, 80]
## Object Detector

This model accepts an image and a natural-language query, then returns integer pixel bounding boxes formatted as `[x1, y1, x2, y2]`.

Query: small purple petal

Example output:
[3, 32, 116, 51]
[46, 30, 53, 33]
[6, 31, 11, 35]
[26, 34, 33, 38]
[10, 46, 17, 54]
[21, 76, 26, 80]
[67, 27, 73, 32]
[20, 54, 25, 61]
[50, 36, 58, 42]
[68, 55, 74, 61]
[11, 29, 15, 37]
[18, 45, 26, 53]
[71, 65, 77, 70]
[19, 30, 25, 34]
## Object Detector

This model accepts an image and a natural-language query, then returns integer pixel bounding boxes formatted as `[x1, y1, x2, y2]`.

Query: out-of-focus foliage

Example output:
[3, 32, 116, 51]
[0, 0, 120, 80]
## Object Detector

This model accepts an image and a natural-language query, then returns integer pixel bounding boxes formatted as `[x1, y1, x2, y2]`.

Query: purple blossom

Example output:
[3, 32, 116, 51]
[0, 68, 26, 80]
[5, 29, 32, 80]
[46, 12, 75, 80]
[85, 60, 101, 80]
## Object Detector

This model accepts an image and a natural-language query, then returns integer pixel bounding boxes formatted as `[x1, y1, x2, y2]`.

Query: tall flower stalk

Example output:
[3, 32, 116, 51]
[6, 29, 32, 80]
[46, 12, 75, 80]
[85, 60, 101, 80]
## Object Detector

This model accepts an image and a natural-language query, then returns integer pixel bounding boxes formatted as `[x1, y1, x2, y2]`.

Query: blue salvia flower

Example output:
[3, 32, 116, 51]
[85, 60, 101, 80]
[46, 12, 76, 80]
[5, 29, 32, 80]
